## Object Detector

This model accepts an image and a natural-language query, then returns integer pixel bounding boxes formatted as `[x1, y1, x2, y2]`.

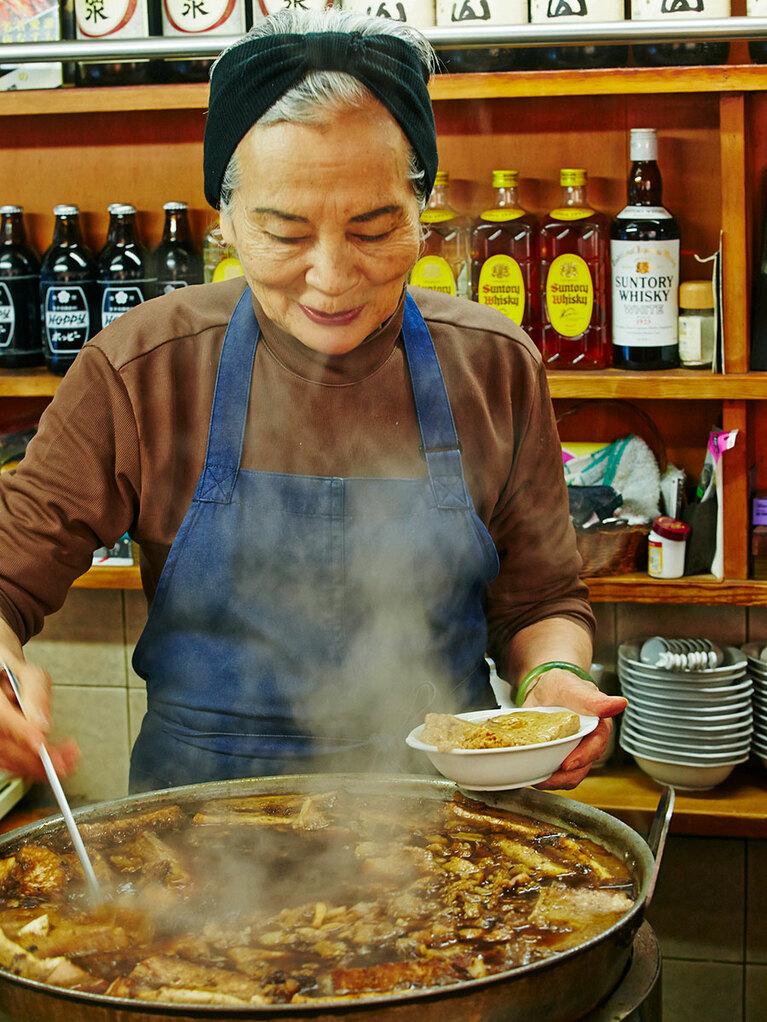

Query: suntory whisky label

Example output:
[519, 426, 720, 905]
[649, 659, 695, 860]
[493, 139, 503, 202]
[549, 207, 596, 221]
[436, 0, 527, 25]
[615, 204, 674, 221]
[478, 255, 525, 324]
[531, 1, 624, 23]
[43, 285, 91, 353]
[75, 0, 148, 39]
[0, 283, 15, 348]
[546, 255, 594, 338]
[100, 283, 147, 328]
[342, 1, 435, 27]
[610, 239, 680, 348]
[631, 1, 731, 19]
[162, 0, 246, 36]
[480, 208, 527, 222]
[420, 210, 457, 224]
[410, 255, 457, 296]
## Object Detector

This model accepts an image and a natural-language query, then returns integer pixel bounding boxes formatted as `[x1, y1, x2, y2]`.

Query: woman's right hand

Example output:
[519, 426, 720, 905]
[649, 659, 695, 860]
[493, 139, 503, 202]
[0, 651, 80, 782]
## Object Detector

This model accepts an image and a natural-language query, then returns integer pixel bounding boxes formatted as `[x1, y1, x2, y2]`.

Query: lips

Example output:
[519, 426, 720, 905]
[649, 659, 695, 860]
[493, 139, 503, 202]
[300, 304, 363, 327]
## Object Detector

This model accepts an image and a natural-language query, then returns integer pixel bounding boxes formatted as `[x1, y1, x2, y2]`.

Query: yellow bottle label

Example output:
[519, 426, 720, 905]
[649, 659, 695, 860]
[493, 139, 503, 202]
[478, 255, 526, 324]
[410, 255, 457, 296]
[549, 207, 595, 221]
[546, 254, 594, 338]
[213, 257, 244, 282]
[420, 210, 456, 224]
[480, 209, 526, 222]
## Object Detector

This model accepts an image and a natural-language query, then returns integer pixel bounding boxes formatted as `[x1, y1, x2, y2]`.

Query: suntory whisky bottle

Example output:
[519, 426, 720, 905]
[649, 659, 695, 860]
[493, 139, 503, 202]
[410, 171, 471, 300]
[611, 128, 680, 370]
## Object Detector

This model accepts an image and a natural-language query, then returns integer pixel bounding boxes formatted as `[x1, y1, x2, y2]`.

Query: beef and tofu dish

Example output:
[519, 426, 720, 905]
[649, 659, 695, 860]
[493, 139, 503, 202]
[0, 789, 636, 1007]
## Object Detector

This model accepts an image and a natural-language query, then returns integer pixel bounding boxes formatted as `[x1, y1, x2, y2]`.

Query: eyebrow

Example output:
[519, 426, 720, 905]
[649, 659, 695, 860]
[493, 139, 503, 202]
[252, 205, 402, 224]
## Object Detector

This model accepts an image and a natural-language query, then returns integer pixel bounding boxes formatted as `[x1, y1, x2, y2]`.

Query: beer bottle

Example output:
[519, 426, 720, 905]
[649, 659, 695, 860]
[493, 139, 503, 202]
[435, 0, 534, 74]
[0, 207, 42, 370]
[97, 205, 156, 330]
[530, 0, 628, 71]
[410, 171, 472, 300]
[539, 169, 611, 370]
[471, 171, 540, 348]
[631, 1, 730, 68]
[611, 129, 680, 370]
[74, 0, 160, 87]
[159, 0, 251, 84]
[152, 202, 204, 297]
[748, 0, 767, 64]
[40, 205, 99, 376]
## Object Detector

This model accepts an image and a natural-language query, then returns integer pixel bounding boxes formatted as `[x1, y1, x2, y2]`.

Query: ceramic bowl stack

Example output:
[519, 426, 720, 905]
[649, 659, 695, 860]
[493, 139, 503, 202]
[618, 638, 752, 790]
[742, 643, 767, 768]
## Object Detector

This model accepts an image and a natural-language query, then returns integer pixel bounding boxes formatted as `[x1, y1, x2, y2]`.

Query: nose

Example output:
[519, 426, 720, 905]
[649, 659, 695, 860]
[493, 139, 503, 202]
[304, 236, 360, 297]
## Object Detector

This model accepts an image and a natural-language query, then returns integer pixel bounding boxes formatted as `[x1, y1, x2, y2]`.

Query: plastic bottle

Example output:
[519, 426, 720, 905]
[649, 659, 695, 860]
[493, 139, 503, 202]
[97, 205, 156, 330]
[539, 169, 611, 370]
[678, 280, 715, 369]
[530, 0, 628, 71]
[410, 171, 471, 300]
[648, 516, 690, 579]
[471, 171, 540, 347]
[631, 0, 731, 68]
[611, 128, 680, 370]
[152, 202, 204, 297]
[0, 206, 42, 369]
[435, 0, 534, 74]
[40, 205, 99, 376]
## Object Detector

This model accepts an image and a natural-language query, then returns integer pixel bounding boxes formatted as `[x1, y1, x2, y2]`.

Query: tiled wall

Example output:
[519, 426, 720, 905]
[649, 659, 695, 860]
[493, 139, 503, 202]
[14, 591, 767, 1020]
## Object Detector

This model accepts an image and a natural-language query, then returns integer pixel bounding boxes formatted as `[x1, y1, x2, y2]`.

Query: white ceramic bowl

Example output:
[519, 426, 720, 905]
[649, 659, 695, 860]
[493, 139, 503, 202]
[620, 731, 750, 763]
[628, 753, 745, 791]
[405, 706, 598, 790]
[620, 642, 747, 680]
[621, 691, 752, 716]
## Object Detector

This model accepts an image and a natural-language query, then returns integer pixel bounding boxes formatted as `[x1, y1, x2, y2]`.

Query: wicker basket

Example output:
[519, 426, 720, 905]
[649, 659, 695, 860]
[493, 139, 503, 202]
[557, 399, 664, 579]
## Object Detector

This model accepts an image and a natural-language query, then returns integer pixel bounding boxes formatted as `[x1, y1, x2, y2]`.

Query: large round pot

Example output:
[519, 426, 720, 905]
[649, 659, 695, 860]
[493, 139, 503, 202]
[0, 774, 670, 1022]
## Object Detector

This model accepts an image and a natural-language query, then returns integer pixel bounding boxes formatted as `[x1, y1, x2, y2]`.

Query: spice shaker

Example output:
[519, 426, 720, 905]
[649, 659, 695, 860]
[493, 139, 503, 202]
[678, 280, 715, 368]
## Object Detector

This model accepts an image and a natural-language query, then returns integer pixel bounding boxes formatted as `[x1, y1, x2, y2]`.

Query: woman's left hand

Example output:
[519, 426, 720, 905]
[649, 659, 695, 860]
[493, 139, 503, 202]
[521, 668, 627, 790]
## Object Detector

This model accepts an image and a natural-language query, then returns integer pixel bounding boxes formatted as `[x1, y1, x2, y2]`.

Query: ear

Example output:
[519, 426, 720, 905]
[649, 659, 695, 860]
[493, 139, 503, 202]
[219, 212, 236, 248]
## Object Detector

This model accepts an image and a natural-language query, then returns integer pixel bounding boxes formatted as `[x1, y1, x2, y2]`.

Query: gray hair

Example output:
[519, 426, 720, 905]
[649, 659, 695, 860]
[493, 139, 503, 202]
[213, 8, 437, 221]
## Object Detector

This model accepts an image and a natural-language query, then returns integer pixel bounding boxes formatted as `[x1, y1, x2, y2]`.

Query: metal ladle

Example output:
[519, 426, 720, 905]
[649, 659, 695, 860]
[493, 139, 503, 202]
[2, 660, 104, 905]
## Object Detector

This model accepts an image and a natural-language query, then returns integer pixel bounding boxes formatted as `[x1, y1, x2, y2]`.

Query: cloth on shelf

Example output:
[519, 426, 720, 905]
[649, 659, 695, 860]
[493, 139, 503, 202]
[563, 435, 661, 525]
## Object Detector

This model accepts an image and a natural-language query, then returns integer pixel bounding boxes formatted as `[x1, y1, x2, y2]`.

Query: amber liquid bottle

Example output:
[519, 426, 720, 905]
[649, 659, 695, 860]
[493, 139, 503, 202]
[97, 205, 155, 330]
[471, 171, 540, 348]
[410, 171, 471, 300]
[152, 202, 203, 297]
[539, 169, 611, 370]
[0, 206, 42, 369]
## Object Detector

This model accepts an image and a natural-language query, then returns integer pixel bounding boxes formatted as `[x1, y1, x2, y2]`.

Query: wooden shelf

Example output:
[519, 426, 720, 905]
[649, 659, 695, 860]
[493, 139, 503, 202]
[1, 65, 766, 118]
[557, 760, 767, 839]
[73, 565, 142, 591]
[586, 575, 767, 605]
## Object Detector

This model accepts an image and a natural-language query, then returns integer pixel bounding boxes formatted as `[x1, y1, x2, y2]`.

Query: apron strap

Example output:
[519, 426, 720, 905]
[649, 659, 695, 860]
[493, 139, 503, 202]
[195, 288, 259, 505]
[402, 292, 471, 510]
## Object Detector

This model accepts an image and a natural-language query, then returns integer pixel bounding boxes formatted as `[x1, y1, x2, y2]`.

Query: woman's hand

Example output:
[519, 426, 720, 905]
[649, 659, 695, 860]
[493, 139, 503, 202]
[521, 667, 626, 790]
[0, 638, 80, 781]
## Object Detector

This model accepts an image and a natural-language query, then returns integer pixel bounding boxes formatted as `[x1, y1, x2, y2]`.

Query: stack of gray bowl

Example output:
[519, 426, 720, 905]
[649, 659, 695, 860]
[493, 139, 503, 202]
[742, 643, 767, 767]
[618, 639, 752, 790]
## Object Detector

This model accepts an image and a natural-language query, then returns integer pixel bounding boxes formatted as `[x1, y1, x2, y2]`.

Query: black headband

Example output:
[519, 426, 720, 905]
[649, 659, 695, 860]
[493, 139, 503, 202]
[203, 31, 438, 210]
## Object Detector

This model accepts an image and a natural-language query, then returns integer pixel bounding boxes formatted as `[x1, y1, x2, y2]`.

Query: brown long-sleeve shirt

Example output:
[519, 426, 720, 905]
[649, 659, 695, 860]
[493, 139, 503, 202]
[0, 280, 594, 668]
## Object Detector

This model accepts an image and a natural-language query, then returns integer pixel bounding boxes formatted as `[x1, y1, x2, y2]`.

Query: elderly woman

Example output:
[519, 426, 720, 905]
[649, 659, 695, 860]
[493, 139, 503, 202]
[0, 8, 624, 794]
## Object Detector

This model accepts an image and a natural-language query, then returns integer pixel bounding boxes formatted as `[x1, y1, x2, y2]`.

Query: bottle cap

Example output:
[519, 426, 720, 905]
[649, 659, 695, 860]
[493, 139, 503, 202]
[434, 170, 450, 186]
[109, 204, 136, 216]
[652, 516, 691, 541]
[560, 168, 587, 187]
[492, 170, 518, 188]
[53, 204, 79, 216]
[0, 205, 22, 214]
[630, 128, 659, 162]
[163, 201, 188, 211]
[679, 279, 714, 310]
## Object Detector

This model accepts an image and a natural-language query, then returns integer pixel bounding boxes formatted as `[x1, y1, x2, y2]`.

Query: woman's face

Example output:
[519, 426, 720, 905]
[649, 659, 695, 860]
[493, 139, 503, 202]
[220, 99, 423, 355]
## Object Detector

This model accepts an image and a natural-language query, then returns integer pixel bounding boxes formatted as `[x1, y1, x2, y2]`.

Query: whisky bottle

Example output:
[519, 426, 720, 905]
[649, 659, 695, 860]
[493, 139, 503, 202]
[410, 171, 471, 300]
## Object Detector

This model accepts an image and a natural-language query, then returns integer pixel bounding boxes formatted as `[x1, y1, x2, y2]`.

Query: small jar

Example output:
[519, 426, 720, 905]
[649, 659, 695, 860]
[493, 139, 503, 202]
[678, 280, 715, 369]
[648, 516, 691, 579]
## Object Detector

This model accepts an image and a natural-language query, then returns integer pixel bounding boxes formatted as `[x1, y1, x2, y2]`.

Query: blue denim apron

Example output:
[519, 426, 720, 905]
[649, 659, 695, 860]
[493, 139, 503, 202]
[130, 289, 499, 791]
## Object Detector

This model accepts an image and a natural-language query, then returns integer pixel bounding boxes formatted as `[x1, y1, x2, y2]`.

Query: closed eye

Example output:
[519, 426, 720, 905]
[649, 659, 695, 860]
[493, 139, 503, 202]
[268, 233, 310, 245]
[353, 230, 393, 243]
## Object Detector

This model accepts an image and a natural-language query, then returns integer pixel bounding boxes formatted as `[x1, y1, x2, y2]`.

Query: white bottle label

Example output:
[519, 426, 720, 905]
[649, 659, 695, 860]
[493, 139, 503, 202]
[101, 284, 147, 327]
[162, 0, 247, 36]
[339, 1, 434, 25]
[75, 0, 148, 39]
[748, 0, 767, 13]
[44, 285, 91, 353]
[531, 1, 624, 23]
[678, 316, 704, 362]
[257, 1, 331, 13]
[436, 0, 526, 25]
[648, 538, 663, 577]
[615, 205, 674, 221]
[631, 1, 731, 20]
[0, 283, 15, 348]
[610, 238, 680, 348]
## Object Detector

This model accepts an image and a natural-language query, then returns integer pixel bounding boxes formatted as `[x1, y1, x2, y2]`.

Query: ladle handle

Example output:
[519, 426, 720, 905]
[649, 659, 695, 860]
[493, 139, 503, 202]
[645, 785, 675, 907]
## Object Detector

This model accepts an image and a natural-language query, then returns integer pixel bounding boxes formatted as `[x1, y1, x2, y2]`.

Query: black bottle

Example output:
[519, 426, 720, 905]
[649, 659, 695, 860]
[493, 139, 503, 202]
[97, 205, 156, 330]
[751, 192, 767, 371]
[152, 202, 204, 297]
[40, 205, 99, 376]
[0, 206, 42, 369]
[631, 0, 730, 68]
[611, 128, 680, 370]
